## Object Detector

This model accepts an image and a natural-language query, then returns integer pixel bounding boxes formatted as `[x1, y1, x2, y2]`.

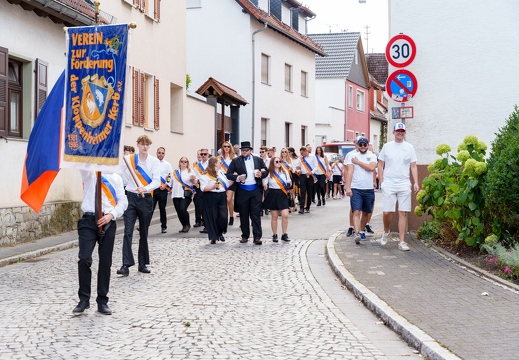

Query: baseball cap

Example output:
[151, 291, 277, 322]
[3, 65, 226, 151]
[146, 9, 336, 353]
[356, 136, 369, 145]
[394, 122, 406, 131]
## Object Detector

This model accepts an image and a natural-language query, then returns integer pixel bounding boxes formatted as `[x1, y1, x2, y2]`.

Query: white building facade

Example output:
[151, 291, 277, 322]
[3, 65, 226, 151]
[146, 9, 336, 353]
[187, 0, 325, 150]
[388, 0, 519, 164]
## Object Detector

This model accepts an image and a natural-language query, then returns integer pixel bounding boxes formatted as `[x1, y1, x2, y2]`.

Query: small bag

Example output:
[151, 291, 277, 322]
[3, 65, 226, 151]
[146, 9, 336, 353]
[287, 192, 295, 208]
[184, 189, 193, 198]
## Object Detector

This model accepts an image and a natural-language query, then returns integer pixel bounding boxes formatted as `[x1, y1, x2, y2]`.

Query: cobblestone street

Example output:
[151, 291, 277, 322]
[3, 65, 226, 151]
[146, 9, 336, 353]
[0, 236, 384, 359]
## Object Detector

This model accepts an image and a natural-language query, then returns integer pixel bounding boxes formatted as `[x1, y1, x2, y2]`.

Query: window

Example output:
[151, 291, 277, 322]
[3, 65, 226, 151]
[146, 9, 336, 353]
[285, 122, 291, 147]
[170, 82, 183, 133]
[291, 9, 299, 32]
[348, 86, 353, 108]
[132, 67, 159, 130]
[300, 70, 307, 97]
[261, 118, 268, 146]
[261, 54, 270, 85]
[301, 125, 307, 146]
[133, 0, 161, 21]
[284, 64, 292, 92]
[356, 90, 365, 112]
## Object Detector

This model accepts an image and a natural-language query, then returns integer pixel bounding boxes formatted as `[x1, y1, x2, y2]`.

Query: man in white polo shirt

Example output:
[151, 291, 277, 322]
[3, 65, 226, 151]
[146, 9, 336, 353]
[378, 123, 420, 251]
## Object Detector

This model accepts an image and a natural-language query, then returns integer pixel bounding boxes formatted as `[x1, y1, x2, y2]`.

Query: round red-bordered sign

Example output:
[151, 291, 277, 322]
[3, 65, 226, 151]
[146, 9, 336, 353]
[385, 69, 418, 102]
[385, 34, 416, 68]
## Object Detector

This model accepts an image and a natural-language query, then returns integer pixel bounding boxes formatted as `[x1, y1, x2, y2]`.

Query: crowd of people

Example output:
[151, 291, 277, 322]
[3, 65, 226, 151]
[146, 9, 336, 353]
[72, 124, 420, 315]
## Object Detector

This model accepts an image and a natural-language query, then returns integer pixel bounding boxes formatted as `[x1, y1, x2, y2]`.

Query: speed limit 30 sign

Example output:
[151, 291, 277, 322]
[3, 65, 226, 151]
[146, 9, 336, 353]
[385, 34, 416, 68]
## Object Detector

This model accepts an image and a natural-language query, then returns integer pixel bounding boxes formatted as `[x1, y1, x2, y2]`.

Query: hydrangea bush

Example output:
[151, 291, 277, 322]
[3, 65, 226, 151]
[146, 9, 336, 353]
[415, 135, 489, 247]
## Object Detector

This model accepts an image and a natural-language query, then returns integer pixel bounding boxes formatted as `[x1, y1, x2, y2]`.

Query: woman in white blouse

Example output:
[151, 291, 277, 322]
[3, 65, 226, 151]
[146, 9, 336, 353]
[262, 156, 292, 243]
[199, 156, 230, 244]
[171, 157, 197, 233]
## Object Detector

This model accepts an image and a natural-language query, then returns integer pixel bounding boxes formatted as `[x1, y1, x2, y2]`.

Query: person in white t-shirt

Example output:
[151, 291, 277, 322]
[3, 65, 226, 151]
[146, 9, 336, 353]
[378, 123, 420, 251]
[344, 137, 377, 244]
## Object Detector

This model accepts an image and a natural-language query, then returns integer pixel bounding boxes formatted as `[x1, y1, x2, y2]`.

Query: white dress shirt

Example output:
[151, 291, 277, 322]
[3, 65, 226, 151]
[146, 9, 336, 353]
[123, 154, 161, 194]
[80, 171, 128, 220]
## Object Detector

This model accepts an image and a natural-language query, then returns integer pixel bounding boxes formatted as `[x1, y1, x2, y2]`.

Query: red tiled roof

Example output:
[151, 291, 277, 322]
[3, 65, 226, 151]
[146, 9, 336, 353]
[196, 77, 248, 106]
[235, 0, 326, 57]
[366, 53, 388, 85]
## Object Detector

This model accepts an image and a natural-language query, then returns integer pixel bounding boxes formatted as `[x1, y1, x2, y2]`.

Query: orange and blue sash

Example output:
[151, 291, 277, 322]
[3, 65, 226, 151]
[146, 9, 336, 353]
[174, 169, 195, 193]
[193, 161, 206, 175]
[219, 156, 230, 172]
[316, 156, 326, 174]
[160, 176, 172, 191]
[207, 173, 229, 191]
[281, 160, 291, 175]
[130, 154, 152, 187]
[300, 156, 317, 181]
[272, 171, 288, 195]
[101, 176, 118, 207]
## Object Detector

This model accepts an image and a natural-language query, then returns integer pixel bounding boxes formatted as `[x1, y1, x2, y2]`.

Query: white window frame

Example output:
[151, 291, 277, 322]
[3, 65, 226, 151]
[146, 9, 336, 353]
[261, 53, 270, 85]
[356, 89, 365, 112]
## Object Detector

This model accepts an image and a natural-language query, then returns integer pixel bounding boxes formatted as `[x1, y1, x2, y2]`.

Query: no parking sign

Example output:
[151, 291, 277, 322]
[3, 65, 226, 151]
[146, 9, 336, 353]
[385, 69, 418, 102]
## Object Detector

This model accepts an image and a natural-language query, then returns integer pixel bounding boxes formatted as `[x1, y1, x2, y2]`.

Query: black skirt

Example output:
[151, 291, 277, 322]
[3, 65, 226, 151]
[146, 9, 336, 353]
[263, 188, 289, 210]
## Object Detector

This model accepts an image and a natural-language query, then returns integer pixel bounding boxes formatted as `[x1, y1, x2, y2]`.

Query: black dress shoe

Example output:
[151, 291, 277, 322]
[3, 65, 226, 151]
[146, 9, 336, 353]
[322, 199, 326, 206]
[240, 237, 249, 243]
[179, 225, 191, 233]
[97, 303, 112, 315]
[72, 301, 90, 315]
[298, 209, 304, 214]
[228, 217, 234, 226]
[116, 265, 129, 276]
[304, 208, 310, 213]
[265, 209, 270, 215]
[138, 264, 151, 274]
[193, 222, 202, 228]
[161, 228, 167, 233]
[200, 228, 208, 234]
[317, 200, 321, 206]
[219, 235, 226, 242]
[272, 234, 278, 243]
[210, 239, 217, 244]
[281, 233, 290, 242]
[253, 238, 263, 245]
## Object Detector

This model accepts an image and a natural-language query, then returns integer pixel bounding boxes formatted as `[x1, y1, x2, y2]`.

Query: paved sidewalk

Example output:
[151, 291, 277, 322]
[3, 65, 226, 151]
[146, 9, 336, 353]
[328, 211, 519, 360]
[0, 203, 188, 268]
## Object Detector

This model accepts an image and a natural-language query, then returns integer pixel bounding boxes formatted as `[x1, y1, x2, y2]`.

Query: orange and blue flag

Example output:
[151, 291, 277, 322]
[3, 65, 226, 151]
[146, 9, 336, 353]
[20, 71, 65, 213]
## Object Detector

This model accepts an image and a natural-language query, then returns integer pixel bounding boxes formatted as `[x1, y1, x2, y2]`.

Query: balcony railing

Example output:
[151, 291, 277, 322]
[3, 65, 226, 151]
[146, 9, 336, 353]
[55, 0, 117, 24]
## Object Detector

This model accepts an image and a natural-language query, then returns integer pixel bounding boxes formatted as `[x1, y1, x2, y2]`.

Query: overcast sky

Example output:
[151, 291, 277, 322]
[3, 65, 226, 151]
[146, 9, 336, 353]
[303, 0, 389, 54]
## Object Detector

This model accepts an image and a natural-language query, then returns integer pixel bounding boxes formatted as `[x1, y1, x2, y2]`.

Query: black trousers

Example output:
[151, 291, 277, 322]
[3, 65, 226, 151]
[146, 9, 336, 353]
[202, 192, 228, 241]
[235, 187, 263, 240]
[153, 188, 169, 229]
[122, 192, 153, 267]
[77, 215, 116, 305]
[173, 196, 192, 228]
[315, 174, 326, 201]
[299, 175, 315, 210]
[193, 190, 204, 224]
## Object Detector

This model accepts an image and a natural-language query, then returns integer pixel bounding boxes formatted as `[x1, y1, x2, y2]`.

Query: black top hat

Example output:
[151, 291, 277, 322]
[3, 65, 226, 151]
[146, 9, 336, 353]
[240, 141, 253, 149]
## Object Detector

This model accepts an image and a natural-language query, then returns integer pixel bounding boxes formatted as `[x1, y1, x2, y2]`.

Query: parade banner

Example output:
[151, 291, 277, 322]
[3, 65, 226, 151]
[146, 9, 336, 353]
[62, 24, 128, 170]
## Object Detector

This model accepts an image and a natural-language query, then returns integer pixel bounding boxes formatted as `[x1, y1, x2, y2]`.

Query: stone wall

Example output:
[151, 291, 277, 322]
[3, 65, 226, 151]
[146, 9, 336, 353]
[0, 202, 82, 247]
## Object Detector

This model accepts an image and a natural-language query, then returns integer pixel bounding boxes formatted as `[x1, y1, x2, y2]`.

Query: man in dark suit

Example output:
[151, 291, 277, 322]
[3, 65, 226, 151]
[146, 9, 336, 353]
[226, 141, 268, 245]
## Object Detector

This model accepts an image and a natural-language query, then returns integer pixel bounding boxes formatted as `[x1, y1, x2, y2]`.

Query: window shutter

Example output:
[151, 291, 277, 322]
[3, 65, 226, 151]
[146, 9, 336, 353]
[139, 70, 145, 127]
[132, 67, 139, 126]
[0, 47, 8, 137]
[154, 0, 161, 21]
[140, 0, 146, 12]
[35, 59, 48, 118]
[154, 77, 159, 130]
[133, 0, 139, 8]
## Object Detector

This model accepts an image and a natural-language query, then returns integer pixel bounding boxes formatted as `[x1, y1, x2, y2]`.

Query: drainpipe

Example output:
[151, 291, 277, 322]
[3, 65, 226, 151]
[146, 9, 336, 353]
[251, 21, 268, 149]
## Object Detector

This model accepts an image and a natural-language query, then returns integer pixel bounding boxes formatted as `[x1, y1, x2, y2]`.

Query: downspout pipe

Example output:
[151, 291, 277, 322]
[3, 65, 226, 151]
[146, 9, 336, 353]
[251, 21, 268, 149]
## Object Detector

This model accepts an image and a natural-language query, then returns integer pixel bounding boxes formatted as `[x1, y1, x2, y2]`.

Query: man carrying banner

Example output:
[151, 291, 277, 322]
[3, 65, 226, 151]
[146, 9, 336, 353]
[118, 135, 160, 276]
[73, 171, 128, 315]
[153, 147, 172, 233]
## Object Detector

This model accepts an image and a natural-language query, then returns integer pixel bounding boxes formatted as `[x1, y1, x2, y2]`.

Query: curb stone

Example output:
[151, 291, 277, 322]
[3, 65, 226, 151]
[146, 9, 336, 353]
[326, 230, 461, 360]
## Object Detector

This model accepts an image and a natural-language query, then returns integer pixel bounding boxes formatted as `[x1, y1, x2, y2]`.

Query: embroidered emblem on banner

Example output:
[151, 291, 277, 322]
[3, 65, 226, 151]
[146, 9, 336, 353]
[80, 75, 114, 129]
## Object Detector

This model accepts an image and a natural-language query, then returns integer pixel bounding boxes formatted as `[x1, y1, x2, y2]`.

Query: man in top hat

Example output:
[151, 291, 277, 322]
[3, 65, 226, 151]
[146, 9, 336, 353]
[226, 141, 268, 245]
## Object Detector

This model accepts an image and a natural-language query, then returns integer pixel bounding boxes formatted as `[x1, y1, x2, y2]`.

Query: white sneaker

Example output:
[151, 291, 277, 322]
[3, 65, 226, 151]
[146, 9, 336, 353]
[379, 232, 389, 246]
[354, 233, 361, 244]
[398, 241, 410, 251]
